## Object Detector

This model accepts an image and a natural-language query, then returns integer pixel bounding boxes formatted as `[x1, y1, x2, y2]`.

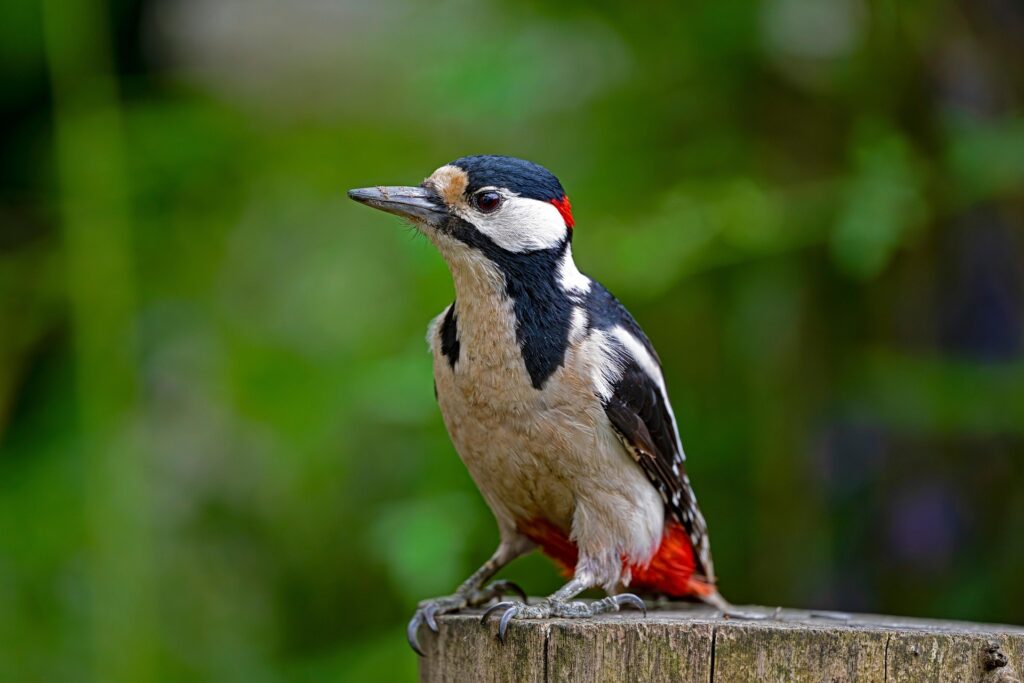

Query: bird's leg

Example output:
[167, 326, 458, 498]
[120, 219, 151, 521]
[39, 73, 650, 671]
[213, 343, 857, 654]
[407, 540, 531, 655]
[481, 575, 646, 642]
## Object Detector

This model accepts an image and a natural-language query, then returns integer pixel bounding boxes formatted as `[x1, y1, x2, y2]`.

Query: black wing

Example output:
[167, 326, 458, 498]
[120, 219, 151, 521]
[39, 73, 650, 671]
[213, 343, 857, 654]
[587, 286, 715, 582]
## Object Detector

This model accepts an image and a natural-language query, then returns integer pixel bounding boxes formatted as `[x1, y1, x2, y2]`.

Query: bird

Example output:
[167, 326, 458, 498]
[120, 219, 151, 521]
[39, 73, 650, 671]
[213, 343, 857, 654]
[349, 155, 738, 655]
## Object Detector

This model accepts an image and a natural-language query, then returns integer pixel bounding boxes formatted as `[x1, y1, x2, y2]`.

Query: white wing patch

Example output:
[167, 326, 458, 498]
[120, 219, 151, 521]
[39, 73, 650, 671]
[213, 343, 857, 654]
[583, 328, 624, 401]
[568, 306, 589, 345]
[611, 326, 686, 461]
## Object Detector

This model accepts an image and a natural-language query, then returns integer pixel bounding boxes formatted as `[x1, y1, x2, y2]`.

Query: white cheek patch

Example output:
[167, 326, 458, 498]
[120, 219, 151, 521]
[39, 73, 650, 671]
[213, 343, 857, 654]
[471, 196, 568, 252]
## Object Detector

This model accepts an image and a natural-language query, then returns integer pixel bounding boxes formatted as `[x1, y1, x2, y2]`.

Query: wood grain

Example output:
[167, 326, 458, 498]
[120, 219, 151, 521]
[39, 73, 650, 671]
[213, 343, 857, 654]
[419, 604, 1024, 682]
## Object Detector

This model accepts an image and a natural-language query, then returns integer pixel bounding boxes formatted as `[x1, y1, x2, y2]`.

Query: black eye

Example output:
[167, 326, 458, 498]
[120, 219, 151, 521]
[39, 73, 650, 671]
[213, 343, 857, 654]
[474, 191, 502, 213]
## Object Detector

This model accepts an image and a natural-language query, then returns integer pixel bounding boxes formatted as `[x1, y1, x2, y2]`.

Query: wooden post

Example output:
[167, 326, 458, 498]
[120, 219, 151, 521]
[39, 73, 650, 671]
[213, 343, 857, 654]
[418, 604, 1024, 682]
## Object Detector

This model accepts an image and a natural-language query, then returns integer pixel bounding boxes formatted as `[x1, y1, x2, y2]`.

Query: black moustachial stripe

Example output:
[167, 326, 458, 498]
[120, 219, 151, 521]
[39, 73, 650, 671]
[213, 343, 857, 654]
[440, 304, 460, 369]
[445, 217, 574, 389]
[500, 245, 575, 388]
[437, 155, 574, 388]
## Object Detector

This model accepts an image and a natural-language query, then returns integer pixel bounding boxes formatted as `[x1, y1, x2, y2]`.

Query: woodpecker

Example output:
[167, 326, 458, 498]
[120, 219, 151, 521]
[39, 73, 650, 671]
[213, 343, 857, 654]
[350, 156, 737, 655]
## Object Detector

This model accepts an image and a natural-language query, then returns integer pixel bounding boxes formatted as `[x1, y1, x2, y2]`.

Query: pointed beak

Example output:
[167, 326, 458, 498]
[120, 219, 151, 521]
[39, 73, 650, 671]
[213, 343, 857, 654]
[347, 186, 447, 227]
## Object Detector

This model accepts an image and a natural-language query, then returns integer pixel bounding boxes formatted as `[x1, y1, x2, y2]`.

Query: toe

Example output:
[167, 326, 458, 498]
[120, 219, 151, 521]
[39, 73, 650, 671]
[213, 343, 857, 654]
[614, 593, 647, 616]
[490, 580, 528, 604]
[498, 604, 518, 642]
[480, 600, 523, 643]
[481, 601, 515, 625]
[423, 603, 440, 632]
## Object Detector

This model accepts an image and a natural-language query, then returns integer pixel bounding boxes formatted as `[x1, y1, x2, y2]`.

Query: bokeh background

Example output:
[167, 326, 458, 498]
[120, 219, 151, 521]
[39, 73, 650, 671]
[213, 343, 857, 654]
[3, 0, 1024, 680]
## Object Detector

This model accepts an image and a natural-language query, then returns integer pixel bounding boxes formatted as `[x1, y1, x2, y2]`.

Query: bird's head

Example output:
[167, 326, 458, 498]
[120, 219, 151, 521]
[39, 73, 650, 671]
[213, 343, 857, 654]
[348, 155, 575, 256]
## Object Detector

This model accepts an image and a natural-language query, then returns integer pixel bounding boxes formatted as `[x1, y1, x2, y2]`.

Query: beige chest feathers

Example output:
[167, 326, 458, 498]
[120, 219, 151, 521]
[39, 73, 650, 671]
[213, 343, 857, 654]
[425, 301, 666, 582]
[427, 303, 612, 521]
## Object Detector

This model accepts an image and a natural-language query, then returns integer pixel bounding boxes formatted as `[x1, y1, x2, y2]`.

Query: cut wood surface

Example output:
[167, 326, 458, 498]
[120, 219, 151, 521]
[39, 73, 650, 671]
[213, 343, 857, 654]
[418, 604, 1024, 682]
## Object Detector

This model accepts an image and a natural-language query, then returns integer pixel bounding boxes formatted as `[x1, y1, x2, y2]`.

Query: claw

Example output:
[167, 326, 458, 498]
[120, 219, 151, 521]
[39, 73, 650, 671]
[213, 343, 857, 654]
[489, 580, 528, 604]
[424, 603, 440, 632]
[480, 600, 520, 642]
[481, 601, 515, 625]
[614, 593, 647, 617]
[407, 612, 426, 657]
[498, 604, 518, 642]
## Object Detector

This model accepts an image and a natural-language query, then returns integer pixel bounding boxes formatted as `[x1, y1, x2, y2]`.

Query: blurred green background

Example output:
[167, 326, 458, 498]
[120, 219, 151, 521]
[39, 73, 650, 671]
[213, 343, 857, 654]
[2, 0, 1024, 680]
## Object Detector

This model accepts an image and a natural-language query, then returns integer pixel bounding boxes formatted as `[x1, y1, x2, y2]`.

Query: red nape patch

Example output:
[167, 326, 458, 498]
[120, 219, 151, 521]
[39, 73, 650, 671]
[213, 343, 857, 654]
[518, 518, 716, 598]
[550, 195, 574, 230]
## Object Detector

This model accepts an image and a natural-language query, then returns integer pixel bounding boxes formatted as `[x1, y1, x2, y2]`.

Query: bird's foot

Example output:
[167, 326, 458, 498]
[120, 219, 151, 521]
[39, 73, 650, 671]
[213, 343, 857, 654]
[407, 580, 527, 656]
[481, 594, 646, 642]
[469, 579, 528, 607]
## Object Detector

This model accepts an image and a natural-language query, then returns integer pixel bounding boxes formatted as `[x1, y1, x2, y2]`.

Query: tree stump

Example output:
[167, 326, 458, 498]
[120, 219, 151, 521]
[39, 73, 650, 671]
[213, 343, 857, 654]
[418, 604, 1024, 682]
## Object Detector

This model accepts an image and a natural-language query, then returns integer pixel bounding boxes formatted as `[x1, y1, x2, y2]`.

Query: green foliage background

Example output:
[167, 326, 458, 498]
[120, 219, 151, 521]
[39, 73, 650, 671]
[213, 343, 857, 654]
[2, 0, 1023, 680]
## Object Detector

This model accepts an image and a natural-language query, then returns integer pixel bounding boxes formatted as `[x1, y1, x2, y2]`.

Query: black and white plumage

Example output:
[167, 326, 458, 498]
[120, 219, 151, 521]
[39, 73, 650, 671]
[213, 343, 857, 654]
[585, 283, 715, 582]
[349, 155, 726, 654]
